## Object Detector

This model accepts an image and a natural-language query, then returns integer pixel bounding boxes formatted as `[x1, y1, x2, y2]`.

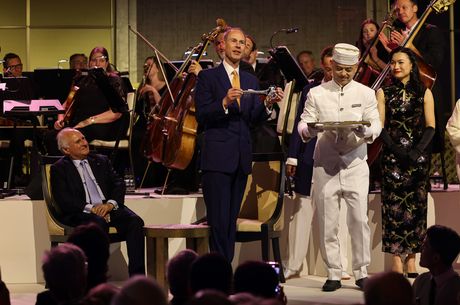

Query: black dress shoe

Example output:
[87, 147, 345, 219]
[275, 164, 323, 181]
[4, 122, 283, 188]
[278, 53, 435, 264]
[322, 280, 341, 292]
[355, 277, 368, 290]
[407, 272, 419, 278]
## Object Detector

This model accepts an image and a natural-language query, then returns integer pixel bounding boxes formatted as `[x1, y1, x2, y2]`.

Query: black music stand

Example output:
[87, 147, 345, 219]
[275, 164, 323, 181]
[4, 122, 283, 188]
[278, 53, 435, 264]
[33, 69, 76, 102]
[269, 46, 308, 92]
[2, 100, 64, 198]
[0, 77, 37, 111]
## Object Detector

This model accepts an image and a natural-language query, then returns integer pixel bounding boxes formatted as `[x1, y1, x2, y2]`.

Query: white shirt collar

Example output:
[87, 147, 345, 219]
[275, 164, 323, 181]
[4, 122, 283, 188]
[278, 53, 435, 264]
[222, 59, 239, 81]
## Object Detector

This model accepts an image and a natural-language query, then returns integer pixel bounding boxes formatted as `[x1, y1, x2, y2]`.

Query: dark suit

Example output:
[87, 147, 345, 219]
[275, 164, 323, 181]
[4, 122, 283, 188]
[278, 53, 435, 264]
[287, 81, 320, 196]
[50, 153, 145, 276]
[195, 64, 268, 261]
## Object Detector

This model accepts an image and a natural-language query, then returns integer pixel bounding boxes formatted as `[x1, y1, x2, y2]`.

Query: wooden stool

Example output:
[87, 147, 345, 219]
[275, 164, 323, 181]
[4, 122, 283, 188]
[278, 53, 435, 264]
[144, 224, 210, 291]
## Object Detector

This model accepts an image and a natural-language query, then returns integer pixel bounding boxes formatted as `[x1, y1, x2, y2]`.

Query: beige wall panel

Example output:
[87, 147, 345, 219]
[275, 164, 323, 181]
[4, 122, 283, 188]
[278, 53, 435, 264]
[0, 29, 27, 68]
[135, 0, 367, 79]
[0, 0, 26, 26]
[30, 0, 112, 26]
[29, 29, 112, 70]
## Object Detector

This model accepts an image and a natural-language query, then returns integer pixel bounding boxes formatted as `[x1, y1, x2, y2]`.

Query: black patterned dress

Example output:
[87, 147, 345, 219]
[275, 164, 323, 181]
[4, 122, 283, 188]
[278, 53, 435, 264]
[381, 83, 430, 255]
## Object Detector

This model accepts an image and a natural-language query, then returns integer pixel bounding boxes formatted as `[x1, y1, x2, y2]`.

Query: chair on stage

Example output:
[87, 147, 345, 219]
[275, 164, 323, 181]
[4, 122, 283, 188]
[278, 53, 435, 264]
[89, 92, 136, 181]
[0, 139, 13, 192]
[39, 155, 124, 247]
[236, 151, 286, 283]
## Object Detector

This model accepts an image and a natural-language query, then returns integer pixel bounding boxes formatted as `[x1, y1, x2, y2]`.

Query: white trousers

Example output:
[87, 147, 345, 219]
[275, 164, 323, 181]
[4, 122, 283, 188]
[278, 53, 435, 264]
[285, 194, 349, 274]
[313, 162, 370, 281]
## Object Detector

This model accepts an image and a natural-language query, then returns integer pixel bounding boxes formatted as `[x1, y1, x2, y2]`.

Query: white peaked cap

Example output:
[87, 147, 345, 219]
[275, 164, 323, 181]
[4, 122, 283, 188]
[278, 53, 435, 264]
[332, 43, 360, 65]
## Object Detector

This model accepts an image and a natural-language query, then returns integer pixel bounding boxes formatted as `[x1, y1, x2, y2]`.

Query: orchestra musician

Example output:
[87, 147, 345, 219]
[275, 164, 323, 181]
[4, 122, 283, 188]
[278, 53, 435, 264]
[69, 53, 88, 71]
[46, 46, 128, 155]
[132, 56, 168, 187]
[2, 53, 24, 77]
[296, 50, 323, 83]
[1, 52, 39, 187]
[194, 27, 283, 262]
[386, 0, 447, 157]
[356, 19, 389, 72]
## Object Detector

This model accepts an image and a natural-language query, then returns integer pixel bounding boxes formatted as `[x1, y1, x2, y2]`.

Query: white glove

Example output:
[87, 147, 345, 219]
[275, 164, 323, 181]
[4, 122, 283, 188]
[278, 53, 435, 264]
[353, 125, 372, 138]
[308, 123, 324, 137]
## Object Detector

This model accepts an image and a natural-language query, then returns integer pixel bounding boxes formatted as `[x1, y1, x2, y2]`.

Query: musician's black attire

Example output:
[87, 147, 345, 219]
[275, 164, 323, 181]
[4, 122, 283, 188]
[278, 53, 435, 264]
[44, 72, 128, 156]
[71, 73, 128, 142]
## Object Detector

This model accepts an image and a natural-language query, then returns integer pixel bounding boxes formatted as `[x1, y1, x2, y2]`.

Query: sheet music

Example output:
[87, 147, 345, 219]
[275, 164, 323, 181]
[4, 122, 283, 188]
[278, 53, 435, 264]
[3, 99, 63, 114]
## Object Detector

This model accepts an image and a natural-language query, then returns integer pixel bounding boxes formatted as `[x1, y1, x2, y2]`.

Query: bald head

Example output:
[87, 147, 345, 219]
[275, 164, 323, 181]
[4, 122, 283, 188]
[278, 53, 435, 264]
[111, 276, 167, 305]
[56, 128, 90, 160]
[364, 272, 413, 305]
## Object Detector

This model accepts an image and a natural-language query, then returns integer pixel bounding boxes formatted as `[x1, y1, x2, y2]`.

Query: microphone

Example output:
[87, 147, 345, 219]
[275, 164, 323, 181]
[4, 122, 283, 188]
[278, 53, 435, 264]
[285, 27, 299, 34]
[270, 26, 300, 48]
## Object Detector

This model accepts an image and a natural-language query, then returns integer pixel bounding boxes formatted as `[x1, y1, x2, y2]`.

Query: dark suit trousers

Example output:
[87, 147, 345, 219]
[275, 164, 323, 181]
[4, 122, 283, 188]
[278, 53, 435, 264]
[68, 207, 145, 276]
[202, 169, 248, 262]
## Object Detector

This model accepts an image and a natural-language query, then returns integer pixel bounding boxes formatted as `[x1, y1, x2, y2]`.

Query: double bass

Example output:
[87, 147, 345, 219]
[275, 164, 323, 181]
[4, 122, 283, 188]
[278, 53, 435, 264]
[161, 24, 224, 170]
[143, 20, 226, 169]
[364, 0, 454, 165]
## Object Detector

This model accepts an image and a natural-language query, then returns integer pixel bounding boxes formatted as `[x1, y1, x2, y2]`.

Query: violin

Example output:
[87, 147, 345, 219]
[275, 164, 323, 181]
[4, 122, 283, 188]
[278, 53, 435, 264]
[62, 85, 79, 126]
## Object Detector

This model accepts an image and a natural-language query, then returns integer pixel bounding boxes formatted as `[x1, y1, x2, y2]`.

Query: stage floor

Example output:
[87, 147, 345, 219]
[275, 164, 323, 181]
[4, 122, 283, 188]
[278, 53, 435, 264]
[1, 185, 459, 285]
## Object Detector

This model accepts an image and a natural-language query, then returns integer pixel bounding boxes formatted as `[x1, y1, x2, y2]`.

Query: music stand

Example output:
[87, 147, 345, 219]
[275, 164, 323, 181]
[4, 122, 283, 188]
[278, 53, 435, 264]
[269, 46, 308, 92]
[2, 99, 64, 197]
[0, 77, 37, 112]
[33, 69, 76, 102]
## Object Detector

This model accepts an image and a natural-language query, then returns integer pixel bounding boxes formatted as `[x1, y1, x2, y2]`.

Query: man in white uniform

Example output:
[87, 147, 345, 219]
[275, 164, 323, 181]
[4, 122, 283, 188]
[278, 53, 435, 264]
[298, 43, 382, 291]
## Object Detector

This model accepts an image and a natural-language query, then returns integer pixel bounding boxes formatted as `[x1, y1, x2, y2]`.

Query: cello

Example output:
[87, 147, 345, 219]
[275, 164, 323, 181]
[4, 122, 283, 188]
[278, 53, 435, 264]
[161, 22, 225, 170]
[128, 26, 192, 163]
[143, 45, 200, 164]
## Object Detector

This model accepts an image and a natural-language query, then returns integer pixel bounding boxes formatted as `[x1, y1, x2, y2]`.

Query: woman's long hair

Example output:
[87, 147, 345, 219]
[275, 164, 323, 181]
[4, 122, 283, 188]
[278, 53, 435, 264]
[356, 19, 380, 54]
[89, 46, 116, 75]
[389, 46, 425, 95]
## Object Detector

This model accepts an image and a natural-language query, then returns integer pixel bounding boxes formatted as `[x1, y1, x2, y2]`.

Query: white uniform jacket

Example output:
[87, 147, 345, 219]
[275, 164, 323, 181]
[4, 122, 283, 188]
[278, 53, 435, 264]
[298, 80, 381, 171]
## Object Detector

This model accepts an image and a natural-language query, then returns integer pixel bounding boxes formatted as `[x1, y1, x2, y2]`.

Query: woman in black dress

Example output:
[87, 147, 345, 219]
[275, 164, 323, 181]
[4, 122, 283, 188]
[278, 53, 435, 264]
[54, 46, 127, 142]
[376, 47, 435, 276]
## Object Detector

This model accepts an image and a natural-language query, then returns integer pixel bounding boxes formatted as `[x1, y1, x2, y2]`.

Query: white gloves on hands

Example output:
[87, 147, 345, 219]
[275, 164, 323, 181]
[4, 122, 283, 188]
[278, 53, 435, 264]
[353, 125, 372, 138]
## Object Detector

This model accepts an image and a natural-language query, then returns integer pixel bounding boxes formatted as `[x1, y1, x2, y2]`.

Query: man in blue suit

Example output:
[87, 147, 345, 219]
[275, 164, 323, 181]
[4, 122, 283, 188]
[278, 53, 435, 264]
[195, 27, 283, 261]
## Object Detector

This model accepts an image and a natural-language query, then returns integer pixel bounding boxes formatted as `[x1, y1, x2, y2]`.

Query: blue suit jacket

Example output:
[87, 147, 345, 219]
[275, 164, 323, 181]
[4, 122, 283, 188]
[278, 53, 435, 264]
[288, 81, 320, 196]
[195, 64, 268, 175]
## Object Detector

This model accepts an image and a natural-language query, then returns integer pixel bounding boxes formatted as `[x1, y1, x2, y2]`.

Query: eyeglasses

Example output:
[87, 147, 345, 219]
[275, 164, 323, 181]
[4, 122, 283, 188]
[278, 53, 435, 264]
[8, 63, 23, 70]
[90, 56, 107, 63]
